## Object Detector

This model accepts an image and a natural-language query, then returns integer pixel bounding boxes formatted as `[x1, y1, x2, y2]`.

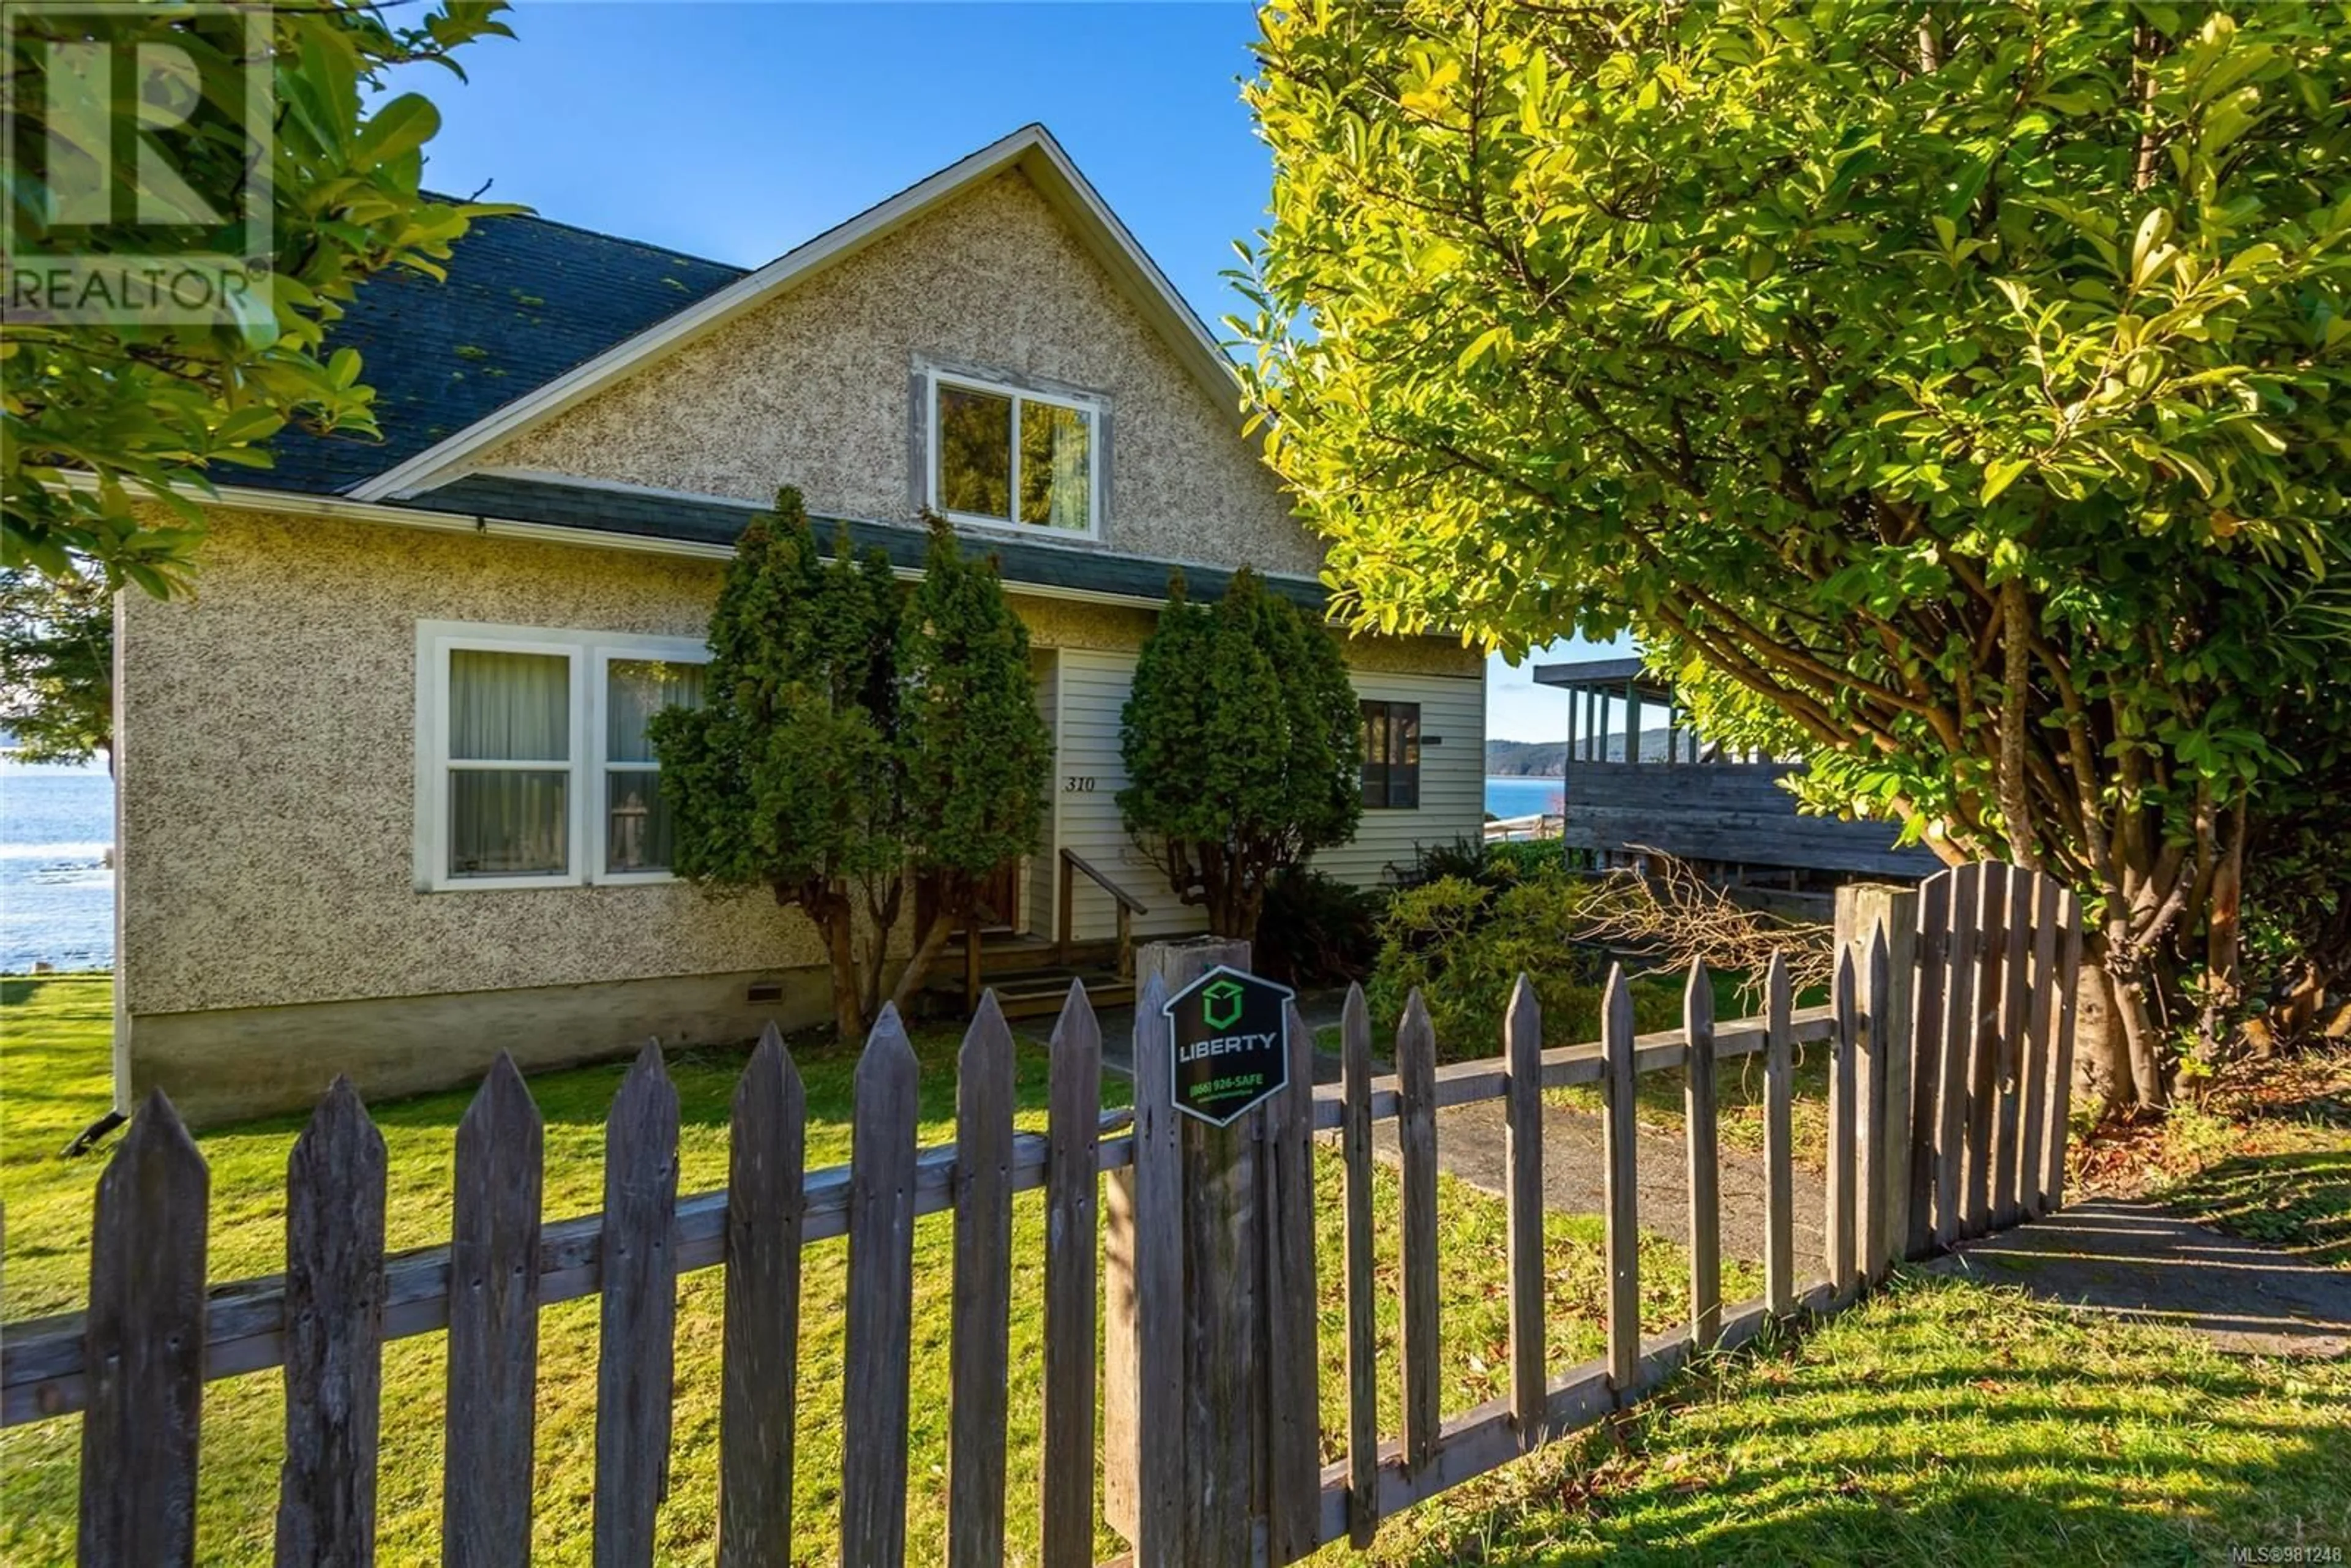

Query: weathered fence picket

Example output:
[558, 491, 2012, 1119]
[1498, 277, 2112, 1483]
[1964, 863, 2009, 1236]
[1859, 926, 1893, 1285]
[1040, 983, 1101, 1567]
[1993, 867, 2035, 1228]
[718, 1024, 804, 1568]
[1905, 873, 1952, 1260]
[1395, 989, 1442, 1471]
[1338, 982, 1380, 1549]
[276, 1078, 388, 1568]
[1262, 997, 1322, 1563]
[1933, 861, 1981, 1246]
[20, 861, 2084, 1567]
[1761, 952, 1796, 1318]
[1682, 962, 1722, 1352]
[841, 1007, 920, 1568]
[443, 1052, 543, 1568]
[1826, 947, 1859, 1299]
[591, 1043, 680, 1568]
[1117, 972, 1186, 1561]
[947, 996, 1014, 1568]
[2018, 878, 2061, 1225]
[78, 1090, 207, 1568]
[2045, 898, 2085, 1212]
[1502, 976, 1547, 1442]
[1601, 967, 1641, 1390]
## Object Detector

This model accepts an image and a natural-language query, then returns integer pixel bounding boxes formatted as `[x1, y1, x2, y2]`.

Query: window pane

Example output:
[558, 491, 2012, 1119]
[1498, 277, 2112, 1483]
[606, 768, 678, 872]
[607, 659, 705, 763]
[937, 383, 1013, 519]
[450, 649, 568, 762]
[1394, 705, 1421, 807]
[450, 769, 568, 876]
[1019, 400, 1092, 531]
[1360, 702, 1387, 806]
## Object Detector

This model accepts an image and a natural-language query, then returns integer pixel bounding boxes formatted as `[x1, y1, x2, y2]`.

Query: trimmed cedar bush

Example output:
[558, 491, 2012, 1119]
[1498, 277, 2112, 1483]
[654, 490, 1049, 1037]
[1118, 568, 1362, 940]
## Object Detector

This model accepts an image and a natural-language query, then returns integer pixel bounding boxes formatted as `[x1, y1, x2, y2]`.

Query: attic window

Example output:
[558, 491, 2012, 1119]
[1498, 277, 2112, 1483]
[928, 369, 1099, 537]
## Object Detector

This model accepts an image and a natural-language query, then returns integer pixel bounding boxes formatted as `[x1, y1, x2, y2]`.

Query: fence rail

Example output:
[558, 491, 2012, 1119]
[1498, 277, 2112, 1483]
[6, 861, 2079, 1567]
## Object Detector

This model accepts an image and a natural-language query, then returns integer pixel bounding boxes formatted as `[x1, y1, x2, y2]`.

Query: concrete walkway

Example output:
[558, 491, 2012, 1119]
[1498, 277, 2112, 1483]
[1922, 1196, 2351, 1357]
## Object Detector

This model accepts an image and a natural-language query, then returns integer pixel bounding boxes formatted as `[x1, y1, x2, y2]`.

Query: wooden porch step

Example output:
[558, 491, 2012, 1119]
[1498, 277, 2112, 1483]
[990, 975, 1134, 1019]
[923, 955, 1134, 1019]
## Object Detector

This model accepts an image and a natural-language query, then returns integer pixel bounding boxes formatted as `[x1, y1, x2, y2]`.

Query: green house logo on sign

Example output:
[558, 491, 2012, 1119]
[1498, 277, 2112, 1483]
[1163, 965, 1294, 1127]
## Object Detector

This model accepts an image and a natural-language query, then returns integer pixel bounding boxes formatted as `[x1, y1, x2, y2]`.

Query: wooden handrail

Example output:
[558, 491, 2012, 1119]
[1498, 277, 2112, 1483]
[1056, 849, 1149, 978]
[1060, 850, 1148, 915]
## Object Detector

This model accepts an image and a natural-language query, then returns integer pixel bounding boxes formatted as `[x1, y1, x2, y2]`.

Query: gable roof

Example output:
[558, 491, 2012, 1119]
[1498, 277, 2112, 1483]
[353, 124, 1240, 502]
[253, 217, 746, 497]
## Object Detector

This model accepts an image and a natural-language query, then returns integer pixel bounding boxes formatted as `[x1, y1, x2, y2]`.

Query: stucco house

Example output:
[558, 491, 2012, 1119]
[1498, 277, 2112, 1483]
[114, 126, 1487, 1123]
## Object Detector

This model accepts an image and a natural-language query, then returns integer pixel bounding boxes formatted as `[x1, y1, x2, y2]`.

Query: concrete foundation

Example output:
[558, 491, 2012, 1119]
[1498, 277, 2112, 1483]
[121, 964, 839, 1127]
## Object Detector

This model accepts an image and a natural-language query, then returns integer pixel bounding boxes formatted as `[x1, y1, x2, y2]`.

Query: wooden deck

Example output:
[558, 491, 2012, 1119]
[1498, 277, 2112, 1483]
[1562, 760, 1941, 879]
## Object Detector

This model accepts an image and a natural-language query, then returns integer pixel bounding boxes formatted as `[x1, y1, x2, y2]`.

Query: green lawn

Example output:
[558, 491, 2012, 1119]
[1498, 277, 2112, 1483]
[2156, 1051, 2351, 1269]
[0, 975, 1732, 1566]
[1350, 1270, 2351, 1564]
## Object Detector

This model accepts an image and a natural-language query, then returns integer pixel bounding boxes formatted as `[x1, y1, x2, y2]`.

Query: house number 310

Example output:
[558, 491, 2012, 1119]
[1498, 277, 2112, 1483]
[1063, 776, 1096, 792]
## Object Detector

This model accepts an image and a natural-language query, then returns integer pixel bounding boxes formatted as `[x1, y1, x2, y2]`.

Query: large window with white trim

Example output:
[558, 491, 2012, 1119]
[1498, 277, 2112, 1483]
[416, 623, 708, 890]
[927, 368, 1101, 537]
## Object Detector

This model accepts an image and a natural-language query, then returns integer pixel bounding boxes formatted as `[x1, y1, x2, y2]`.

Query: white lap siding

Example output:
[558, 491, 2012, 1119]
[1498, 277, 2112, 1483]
[1047, 648, 1487, 943]
[1051, 649, 1210, 942]
[1313, 667, 1488, 888]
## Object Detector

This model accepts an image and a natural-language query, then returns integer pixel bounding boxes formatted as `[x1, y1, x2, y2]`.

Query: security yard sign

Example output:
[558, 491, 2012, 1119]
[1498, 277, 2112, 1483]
[1163, 965, 1294, 1127]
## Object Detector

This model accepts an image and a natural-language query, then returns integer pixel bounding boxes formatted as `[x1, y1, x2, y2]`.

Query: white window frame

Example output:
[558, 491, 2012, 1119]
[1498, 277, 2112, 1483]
[414, 620, 709, 893]
[924, 367, 1104, 541]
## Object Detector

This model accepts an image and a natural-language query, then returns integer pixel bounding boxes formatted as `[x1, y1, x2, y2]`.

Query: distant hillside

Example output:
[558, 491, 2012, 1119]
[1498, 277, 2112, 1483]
[1487, 732, 1682, 773]
[1486, 740, 1567, 776]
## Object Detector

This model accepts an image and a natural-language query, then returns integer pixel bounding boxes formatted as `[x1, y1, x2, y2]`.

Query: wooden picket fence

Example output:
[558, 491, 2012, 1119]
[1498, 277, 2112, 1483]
[1, 861, 2079, 1566]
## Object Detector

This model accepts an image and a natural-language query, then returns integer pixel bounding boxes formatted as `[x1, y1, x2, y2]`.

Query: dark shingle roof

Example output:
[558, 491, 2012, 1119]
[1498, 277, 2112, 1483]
[405, 474, 1329, 612]
[252, 214, 746, 495]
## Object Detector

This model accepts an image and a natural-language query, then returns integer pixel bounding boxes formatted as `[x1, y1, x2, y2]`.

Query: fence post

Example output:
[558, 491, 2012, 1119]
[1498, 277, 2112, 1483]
[1106, 936, 1262, 1566]
[1834, 882, 1919, 1279]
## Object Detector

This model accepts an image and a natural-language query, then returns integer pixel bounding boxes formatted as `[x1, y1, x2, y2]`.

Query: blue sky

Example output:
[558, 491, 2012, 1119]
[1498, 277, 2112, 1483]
[407, 1, 1597, 742]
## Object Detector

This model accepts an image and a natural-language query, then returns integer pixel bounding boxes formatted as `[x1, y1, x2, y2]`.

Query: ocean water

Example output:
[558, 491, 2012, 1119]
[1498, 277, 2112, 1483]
[0, 759, 114, 971]
[1485, 775, 1563, 819]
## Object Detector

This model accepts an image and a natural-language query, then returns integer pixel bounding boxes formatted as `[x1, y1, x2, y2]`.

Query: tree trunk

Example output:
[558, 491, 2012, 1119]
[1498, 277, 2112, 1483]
[2200, 803, 2246, 1052]
[819, 898, 866, 1040]
[889, 906, 962, 1018]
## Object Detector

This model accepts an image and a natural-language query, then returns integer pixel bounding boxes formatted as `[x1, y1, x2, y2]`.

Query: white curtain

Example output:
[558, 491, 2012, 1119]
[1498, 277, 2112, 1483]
[606, 659, 705, 871]
[448, 650, 569, 876]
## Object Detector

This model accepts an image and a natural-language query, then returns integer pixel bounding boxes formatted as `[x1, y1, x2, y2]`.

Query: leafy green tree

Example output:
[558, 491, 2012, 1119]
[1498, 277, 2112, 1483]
[1239, 0, 2351, 1105]
[896, 515, 1055, 991]
[654, 493, 1050, 1037]
[1120, 570, 1363, 939]
[4, 0, 519, 595]
[0, 565, 111, 768]
[653, 490, 905, 1039]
